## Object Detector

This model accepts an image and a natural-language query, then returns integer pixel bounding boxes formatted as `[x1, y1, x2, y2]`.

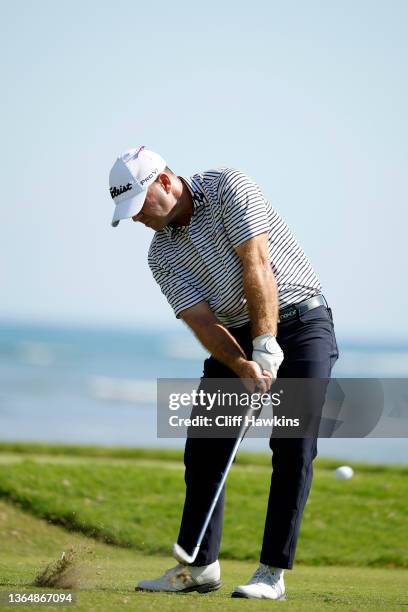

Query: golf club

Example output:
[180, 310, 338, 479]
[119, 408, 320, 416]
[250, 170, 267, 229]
[173, 383, 263, 565]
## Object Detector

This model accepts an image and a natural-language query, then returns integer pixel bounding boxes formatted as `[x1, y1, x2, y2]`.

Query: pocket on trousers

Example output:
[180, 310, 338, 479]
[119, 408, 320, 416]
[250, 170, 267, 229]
[298, 305, 332, 325]
[298, 306, 339, 364]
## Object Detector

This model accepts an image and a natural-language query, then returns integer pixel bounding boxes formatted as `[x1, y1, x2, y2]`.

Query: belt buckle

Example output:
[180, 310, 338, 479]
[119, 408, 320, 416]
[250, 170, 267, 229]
[278, 306, 297, 323]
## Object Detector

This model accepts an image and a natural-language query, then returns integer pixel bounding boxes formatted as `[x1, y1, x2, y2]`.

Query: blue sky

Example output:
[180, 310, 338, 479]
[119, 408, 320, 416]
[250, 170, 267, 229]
[1, 0, 407, 342]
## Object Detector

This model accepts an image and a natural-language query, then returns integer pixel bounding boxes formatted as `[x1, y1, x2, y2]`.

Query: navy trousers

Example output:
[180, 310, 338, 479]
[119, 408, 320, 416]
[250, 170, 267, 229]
[177, 304, 339, 569]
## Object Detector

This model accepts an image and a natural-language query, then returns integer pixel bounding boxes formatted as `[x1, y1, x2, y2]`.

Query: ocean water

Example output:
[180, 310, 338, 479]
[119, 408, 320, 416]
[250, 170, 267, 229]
[0, 321, 407, 464]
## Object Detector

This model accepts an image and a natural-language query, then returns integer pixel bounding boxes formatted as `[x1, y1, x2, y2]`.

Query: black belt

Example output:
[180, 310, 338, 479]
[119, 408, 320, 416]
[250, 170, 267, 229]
[278, 294, 328, 323]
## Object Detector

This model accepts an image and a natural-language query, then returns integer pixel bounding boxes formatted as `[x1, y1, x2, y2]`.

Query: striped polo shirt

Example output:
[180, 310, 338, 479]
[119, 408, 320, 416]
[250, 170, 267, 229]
[148, 168, 322, 328]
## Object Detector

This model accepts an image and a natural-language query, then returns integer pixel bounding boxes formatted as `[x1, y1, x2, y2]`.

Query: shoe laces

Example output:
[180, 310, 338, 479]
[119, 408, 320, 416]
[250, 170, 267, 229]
[165, 564, 191, 585]
[250, 564, 280, 585]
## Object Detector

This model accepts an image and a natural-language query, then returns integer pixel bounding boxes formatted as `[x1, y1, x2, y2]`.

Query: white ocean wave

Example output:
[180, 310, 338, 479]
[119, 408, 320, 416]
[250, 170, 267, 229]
[18, 341, 55, 366]
[89, 376, 156, 404]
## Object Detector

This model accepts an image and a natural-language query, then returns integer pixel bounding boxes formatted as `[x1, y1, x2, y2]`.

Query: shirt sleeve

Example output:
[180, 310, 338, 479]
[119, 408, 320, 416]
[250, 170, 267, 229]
[148, 251, 204, 318]
[219, 169, 271, 247]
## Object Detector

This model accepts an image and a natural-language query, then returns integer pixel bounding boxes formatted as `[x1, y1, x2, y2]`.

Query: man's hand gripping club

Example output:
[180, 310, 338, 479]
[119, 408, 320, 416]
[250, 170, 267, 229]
[252, 332, 284, 383]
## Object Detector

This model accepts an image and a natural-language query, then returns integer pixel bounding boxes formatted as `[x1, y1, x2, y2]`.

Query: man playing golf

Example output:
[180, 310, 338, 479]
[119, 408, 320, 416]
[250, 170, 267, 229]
[108, 145, 339, 599]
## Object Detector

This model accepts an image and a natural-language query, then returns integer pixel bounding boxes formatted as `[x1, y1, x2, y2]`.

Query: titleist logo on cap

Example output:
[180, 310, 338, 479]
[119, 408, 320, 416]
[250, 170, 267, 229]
[110, 183, 132, 199]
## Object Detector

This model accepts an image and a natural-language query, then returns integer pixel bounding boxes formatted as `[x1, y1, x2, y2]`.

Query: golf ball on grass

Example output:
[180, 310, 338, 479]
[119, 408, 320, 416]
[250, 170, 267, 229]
[335, 465, 354, 480]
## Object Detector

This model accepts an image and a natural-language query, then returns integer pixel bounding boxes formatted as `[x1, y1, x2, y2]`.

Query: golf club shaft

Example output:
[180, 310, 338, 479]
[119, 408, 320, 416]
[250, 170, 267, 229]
[194, 425, 246, 552]
[190, 386, 263, 559]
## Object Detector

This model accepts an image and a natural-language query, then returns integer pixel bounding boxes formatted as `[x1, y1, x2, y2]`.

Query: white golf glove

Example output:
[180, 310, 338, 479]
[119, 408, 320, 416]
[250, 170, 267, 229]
[252, 333, 284, 383]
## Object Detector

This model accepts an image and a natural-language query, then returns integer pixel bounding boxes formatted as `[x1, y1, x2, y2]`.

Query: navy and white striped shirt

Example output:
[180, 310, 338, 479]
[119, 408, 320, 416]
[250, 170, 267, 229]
[148, 168, 322, 328]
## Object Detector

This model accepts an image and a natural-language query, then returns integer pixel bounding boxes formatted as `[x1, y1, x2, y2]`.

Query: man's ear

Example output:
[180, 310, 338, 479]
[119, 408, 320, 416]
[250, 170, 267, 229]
[157, 172, 172, 194]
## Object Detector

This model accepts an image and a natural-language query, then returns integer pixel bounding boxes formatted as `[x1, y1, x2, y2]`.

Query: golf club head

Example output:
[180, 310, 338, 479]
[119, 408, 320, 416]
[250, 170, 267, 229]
[172, 542, 200, 565]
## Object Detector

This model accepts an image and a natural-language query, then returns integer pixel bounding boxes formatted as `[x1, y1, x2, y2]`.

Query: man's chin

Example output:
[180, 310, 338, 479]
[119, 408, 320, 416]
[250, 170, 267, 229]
[148, 221, 165, 231]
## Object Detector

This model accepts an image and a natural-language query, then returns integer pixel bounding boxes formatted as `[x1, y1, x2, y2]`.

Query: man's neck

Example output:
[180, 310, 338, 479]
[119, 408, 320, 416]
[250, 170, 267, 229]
[168, 177, 194, 228]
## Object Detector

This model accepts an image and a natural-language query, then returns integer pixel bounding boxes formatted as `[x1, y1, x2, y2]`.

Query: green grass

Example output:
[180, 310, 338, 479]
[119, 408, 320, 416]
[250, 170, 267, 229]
[0, 499, 407, 611]
[2, 441, 407, 472]
[0, 443, 407, 568]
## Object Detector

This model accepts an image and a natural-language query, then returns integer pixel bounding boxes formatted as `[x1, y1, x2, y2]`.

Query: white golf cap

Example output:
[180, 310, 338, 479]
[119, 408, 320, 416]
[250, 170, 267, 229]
[109, 146, 166, 227]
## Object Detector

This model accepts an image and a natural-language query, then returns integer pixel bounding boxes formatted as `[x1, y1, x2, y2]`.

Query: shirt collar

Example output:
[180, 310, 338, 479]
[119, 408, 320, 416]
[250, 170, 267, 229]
[180, 174, 207, 213]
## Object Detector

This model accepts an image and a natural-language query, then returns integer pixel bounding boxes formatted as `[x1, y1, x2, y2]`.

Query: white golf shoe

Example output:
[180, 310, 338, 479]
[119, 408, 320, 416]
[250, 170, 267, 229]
[136, 560, 221, 593]
[232, 564, 285, 599]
